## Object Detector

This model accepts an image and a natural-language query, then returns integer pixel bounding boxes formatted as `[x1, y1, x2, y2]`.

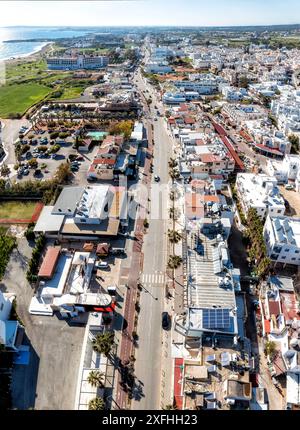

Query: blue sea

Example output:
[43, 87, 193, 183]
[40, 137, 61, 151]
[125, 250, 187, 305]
[0, 27, 95, 60]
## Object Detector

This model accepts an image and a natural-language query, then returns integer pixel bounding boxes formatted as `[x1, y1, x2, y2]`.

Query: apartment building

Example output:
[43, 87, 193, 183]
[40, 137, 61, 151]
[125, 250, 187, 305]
[245, 121, 291, 156]
[222, 104, 267, 126]
[264, 215, 300, 265]
[271, 89, 300, 134]
[236, 173, 285, 219]
[174, 74, 222, 95]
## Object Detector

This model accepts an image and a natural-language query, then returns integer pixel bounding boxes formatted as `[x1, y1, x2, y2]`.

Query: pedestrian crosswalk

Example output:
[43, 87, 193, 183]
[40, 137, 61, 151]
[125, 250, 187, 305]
[140, 271, 166, 286]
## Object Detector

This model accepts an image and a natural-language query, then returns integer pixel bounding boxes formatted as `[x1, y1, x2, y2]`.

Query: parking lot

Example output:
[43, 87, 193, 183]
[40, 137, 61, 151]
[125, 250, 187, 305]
[14, 126, 98, 184]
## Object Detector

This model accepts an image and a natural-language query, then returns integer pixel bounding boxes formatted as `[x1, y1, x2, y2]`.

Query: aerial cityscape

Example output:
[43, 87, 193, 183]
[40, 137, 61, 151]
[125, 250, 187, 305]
[2, 0, 300, 414]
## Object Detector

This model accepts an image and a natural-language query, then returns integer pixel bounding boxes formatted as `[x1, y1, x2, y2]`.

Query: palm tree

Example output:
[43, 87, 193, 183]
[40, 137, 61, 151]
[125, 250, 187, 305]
[168, 229, 182, 243]
[163, 403, 178, 410]
[87, 370, 105, 388]
[168, 158, 178, 169]
[88, 397, 105, 410]
[167, 255, 182, 269]
[92, 331, 115, 357]
[265, 340, 276, 361]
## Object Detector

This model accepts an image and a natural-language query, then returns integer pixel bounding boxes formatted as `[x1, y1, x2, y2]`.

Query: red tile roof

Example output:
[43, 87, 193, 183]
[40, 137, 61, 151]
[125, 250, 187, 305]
[264, 319, 271, 334]
[184, 116, 195, 124]
[174, 358, 184, 410]
[269, 300, 281, 316]
[38, 247, 61, 278]
[200, 153, 221, 163]
[280, 291, 300, 321]
[93, 158, 116, 165]
[203, 195, 220, 203]
[253, 143, 283, 156]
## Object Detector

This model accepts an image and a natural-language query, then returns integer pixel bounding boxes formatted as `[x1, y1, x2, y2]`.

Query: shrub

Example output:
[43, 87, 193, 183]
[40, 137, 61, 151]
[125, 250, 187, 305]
[50, 131, 59, 140]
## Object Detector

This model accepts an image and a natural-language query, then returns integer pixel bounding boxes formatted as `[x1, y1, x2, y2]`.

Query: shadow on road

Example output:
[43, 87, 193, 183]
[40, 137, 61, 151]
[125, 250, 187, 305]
[11, 333, 40, 410]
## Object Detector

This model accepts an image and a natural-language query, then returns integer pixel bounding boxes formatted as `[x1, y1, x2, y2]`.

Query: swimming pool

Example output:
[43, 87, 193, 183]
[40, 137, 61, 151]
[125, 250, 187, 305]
[87, 131, 108, 140]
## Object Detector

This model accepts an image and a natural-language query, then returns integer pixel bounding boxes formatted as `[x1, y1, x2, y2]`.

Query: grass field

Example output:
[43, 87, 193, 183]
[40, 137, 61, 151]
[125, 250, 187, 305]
[0, 57, 93, 116]
[0, 201, 37, 219]
[0, 83, 50, 117]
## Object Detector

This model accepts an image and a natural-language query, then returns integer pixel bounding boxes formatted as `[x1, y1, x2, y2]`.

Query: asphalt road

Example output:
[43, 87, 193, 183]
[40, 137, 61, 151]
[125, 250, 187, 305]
[131, 71, 172, 410]
[1, 119, 30, 165]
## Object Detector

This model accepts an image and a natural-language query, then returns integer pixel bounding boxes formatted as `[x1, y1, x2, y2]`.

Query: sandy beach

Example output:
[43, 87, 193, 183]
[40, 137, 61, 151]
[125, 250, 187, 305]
[3, 42, 54, 66]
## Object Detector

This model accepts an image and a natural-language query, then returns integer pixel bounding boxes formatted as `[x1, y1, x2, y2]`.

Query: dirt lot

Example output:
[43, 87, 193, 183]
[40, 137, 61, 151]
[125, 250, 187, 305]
[280, 186, 300, 217]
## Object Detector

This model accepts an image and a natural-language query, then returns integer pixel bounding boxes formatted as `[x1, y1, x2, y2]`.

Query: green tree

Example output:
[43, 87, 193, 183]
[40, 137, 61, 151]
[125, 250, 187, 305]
[54, 162, 71, 184]
[265, 340, 277, 360]
[0, 164, 10, 177]
[289, 134, 299, 154]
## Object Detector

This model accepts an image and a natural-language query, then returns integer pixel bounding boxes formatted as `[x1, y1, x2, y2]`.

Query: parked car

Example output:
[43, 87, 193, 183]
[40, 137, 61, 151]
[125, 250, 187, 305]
[34, 169, 41, 176]
[154, 175, 160, 182]
[95, 261, 109, 269]
[285, 184, 295, 190]
[111, 248, 126, 256]
[162, 312, 171, 330]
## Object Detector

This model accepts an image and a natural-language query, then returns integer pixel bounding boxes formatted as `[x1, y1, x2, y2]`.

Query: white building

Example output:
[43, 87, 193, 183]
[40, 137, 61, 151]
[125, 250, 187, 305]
[144, 62, 173, 74]
[0, 291, 23, 351]
[271, 89, 300, 135]
[219, 84, 248, 102]
[223, 104, 268, 126]
[236, 173, 285, 219]
[264, 215, 300, 265]
[266, 154, 300, 184]
[163, 92, 186, 105]
[47, 55, 109, 70]
[174, 74, 222, 95]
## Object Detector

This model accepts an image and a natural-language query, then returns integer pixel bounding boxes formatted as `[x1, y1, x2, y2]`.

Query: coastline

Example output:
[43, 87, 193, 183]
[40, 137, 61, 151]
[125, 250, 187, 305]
[0, 42, 53, 64]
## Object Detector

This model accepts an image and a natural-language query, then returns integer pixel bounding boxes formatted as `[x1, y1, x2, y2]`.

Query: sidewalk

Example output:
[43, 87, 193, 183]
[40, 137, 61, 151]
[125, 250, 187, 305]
[114, 101, 154, 409]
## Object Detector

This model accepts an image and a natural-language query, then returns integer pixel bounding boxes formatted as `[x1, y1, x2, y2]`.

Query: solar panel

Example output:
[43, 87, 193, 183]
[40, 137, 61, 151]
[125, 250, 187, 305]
[202, 308, 231, 329]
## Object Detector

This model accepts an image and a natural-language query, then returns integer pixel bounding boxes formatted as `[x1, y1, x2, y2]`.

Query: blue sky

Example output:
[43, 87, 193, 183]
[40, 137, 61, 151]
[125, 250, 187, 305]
[1, 0, 300, 27]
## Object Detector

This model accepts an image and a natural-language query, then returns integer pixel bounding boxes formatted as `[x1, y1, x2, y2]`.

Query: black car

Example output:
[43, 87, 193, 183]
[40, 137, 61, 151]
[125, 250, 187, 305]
[162, 312, 170, 330]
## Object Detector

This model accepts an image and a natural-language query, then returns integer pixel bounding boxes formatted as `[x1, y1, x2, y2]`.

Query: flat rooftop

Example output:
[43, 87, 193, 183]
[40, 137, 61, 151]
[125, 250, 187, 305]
[34, 206, 64, 233]
[187, 234, 236, 309]
[52, 187, 84, 216]
[75, 185, 109, 220]
[270, 216, 300, 247]
[61, 217, 120, 236]
[237, 173, 285, 209]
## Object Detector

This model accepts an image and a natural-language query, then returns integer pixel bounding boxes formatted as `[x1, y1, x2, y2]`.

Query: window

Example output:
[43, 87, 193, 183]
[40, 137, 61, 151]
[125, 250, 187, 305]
[285, 249, 289, 252]
[295, 250, 299, 254]
[282, 256, 286, 259]
[292, 258, 296, 261]
[0, 303, 3, 311]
